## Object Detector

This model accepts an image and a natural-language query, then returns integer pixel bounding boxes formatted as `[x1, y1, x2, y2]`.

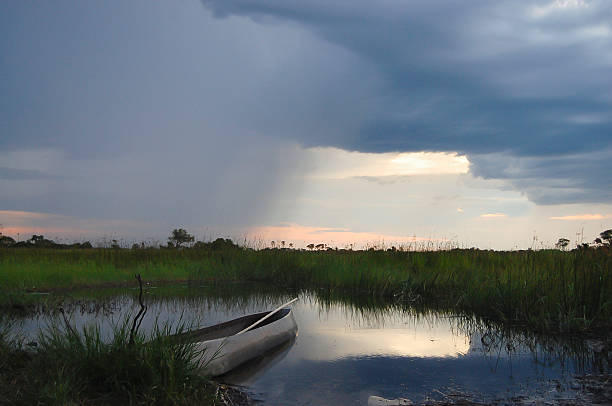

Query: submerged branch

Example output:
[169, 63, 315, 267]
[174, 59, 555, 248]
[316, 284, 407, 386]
[129, 273, 147, 346]
[59, 307, 77, 337]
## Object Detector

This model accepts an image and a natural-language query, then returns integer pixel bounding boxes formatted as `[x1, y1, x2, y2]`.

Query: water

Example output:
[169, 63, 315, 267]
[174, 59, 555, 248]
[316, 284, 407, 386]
[4, 284, 610, 405]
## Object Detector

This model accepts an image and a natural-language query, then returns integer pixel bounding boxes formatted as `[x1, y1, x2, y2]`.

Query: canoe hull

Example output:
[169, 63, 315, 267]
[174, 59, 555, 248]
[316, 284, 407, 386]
[195, 309, 298, 376]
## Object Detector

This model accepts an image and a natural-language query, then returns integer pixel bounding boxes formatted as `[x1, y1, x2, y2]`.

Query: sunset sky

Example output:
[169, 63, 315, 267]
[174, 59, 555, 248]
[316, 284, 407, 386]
[1, 0, 611, 249]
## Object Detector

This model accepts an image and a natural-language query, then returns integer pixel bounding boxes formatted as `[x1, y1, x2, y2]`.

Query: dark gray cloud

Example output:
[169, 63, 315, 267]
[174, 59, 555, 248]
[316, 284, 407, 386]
[470, 148, 612, 205]
[0, 167, 54, 181]
[1, 0, 611, 229]
[201, 0, 612, 203]
[0, 1, 311, 228]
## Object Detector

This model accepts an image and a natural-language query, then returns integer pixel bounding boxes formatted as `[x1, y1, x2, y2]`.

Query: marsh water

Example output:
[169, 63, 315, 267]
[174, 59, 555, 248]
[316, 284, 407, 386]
[5, 283, 610, 405]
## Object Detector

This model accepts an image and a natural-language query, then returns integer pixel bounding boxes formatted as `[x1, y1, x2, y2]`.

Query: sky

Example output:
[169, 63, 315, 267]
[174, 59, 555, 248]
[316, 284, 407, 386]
[1, 0, 611, 249]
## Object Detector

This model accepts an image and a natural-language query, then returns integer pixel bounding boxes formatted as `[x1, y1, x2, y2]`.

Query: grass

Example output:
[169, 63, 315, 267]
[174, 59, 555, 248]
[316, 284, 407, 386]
[1, 245, 611, 334]
[0, 315, 221, 405]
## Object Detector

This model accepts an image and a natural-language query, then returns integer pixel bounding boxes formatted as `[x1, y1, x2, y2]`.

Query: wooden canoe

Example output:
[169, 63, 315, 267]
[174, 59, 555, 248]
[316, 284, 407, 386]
[179, 308, 298, 376]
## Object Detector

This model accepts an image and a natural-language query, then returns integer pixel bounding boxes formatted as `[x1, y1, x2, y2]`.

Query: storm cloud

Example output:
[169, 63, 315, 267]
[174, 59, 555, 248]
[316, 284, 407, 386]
[201, 0, 612, 203]
[1, 0, 611, 242]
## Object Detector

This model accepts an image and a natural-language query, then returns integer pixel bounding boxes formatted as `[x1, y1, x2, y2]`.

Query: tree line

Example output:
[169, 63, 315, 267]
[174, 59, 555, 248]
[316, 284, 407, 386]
[556, 229, 612, 250]
[0, 228, 241, 251]
[1, 228, 611, 251]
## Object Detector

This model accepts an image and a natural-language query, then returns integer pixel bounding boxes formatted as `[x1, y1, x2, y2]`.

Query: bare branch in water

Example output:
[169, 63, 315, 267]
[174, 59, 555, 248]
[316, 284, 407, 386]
[129, 274, 147, 346]
[59, 307, 77, 337]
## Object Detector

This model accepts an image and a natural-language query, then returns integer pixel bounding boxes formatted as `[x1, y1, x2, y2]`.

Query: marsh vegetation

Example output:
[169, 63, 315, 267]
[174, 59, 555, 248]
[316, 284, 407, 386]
[0, 315, 221, 405]
[0, 230, 610, 404]
[1, 235, 610, 335]
[3, 285, 610, 405]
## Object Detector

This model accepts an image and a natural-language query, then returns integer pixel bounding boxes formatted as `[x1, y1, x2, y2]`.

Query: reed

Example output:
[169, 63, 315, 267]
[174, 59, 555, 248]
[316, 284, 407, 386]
[0, 316, 220, 405]
[1, 245, 610, 334]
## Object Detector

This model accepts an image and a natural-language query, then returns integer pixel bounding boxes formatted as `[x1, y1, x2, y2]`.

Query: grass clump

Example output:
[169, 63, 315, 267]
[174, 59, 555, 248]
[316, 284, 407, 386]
[0, 317, 220, 405]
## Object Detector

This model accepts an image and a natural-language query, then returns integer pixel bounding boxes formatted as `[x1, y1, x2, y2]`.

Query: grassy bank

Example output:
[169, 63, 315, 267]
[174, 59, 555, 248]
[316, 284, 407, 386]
[1, 246, 611, 334]
[0, 317, 221, 405]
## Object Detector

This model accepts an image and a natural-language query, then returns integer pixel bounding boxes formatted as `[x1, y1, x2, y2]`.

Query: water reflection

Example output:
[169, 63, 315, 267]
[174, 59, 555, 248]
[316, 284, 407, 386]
[222, 337, 296, 386]
[289, 300, 471, 360]
[2, 283, 609, 405]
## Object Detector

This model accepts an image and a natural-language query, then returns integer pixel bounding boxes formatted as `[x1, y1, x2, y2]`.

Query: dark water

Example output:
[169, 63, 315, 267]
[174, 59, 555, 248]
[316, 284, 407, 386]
[4, 284, 610, 405]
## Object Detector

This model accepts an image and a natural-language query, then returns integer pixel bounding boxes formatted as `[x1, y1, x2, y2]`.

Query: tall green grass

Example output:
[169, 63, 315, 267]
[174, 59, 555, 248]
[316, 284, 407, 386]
[0, 248, 199, 290]
[0, 316, 220, 405]
[210, 247, 612, 333]
[1, 246, 611, 334]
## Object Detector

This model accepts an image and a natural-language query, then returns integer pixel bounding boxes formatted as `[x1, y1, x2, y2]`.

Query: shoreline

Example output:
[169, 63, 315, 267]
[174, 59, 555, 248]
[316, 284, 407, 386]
[1, 246, 611, 336]
[2, 274, 610, 405]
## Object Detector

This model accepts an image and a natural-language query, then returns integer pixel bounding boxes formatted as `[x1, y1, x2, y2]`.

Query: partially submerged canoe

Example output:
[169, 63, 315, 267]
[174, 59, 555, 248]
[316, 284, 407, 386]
[179, 308, 298, 376]
[221, 335, 296, 385]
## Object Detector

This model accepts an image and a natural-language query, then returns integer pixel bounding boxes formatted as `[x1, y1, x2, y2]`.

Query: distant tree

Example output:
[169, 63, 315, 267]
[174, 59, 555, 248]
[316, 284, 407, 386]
[555, 238, 570, 250]
[0, 235, 16, 247]
[191, 241, 205, 249]
[28, 235, 59, 248]
[288, 242, 293, 249]
[271, 241, 275, 249]
[210, 238, 238, 250]
[168, 228, 194, 248]
[280, 240, 285, 248]
[315, 243, 326, 250]
[192, 238, 240, 251]
[306, 243, 315, 250]
[595, 229, 612, 246]
[67, 241, 92, 249]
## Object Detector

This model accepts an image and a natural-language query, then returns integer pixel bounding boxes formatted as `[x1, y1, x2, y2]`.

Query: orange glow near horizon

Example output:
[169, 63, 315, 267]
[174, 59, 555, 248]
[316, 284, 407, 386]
[0, 210, 150, 240]
[0, 226, 91, 239]
[1, 210, 448, 248]
[0, 210, 87, 238]
[246, 224, 446, 249]
[0, 210, 62, 220]
[549, 214, 611, 221]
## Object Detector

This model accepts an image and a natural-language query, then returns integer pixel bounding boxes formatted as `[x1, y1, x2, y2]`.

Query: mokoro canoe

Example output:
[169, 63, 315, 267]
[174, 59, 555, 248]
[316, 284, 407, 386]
[178, 307, 298, 376]
[221, 335, 296, 385]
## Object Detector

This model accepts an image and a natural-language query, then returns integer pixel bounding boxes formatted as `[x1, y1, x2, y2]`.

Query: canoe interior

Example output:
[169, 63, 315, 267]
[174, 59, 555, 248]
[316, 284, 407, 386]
[175, 308, 291, 343]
